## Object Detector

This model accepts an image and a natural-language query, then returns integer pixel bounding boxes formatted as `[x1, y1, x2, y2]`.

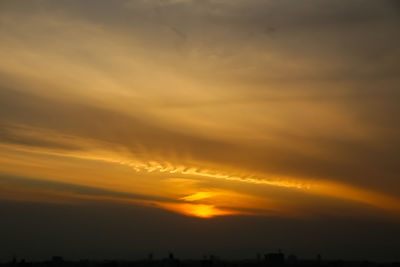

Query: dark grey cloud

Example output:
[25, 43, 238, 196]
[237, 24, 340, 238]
[0, 174, 173, 203]
[0, 125, 82, 151]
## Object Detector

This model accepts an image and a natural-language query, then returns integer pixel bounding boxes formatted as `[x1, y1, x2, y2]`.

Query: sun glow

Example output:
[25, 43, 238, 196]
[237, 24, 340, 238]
[158, 203, 236, 218]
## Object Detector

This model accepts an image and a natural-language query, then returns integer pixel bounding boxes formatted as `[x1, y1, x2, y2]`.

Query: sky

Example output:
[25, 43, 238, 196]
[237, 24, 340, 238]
[0, 0, 400, 262]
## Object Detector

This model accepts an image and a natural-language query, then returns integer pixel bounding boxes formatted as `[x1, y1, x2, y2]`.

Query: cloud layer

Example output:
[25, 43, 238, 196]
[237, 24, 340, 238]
[0, 0, 399, 220]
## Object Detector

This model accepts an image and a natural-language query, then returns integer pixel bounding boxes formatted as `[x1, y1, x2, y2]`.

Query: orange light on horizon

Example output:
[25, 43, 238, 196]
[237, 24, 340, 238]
[157, 202, 237, 218]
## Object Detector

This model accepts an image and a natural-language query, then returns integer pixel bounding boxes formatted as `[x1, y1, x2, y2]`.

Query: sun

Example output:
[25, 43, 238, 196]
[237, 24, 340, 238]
[187, 204, 225, 218]
[158, 203, 235, 218]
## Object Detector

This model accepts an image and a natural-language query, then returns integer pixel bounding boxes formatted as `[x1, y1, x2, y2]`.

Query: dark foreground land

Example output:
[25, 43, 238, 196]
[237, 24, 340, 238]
[1, 253, 399, 267]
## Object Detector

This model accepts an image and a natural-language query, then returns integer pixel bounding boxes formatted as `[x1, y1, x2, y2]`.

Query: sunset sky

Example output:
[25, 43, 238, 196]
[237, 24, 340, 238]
[0, 0, 399, 262]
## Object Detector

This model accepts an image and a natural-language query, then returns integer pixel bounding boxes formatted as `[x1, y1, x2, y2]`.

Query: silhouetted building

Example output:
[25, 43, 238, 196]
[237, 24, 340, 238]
[52, 256, 63, 263]
[286, 254, 298, 265]
[265, 252, 284, 266]
[0, 254, 398, 267]
[163, 253, 180, 267]
[317, 254, 322, 265]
